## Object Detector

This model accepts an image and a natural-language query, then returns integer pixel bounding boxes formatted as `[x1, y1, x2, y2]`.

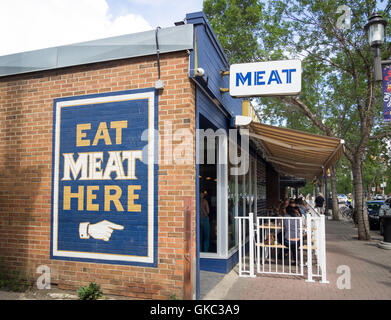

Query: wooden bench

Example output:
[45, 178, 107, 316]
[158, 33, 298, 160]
[257, 243, 288, 249]
[259, 225, 282, 229]
[300, 245, 317, 250]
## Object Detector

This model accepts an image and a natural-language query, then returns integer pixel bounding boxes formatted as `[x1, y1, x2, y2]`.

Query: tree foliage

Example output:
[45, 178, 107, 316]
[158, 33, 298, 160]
[203, 0, 264, 63]
[204, 0, 391, 239]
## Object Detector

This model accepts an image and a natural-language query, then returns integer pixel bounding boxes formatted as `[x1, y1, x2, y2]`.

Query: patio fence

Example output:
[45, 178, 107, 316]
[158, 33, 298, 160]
[235, 206, 328, 283]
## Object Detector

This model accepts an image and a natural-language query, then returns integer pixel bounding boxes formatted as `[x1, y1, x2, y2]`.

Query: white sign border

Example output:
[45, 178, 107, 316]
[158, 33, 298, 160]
[229, 59, 302, 97]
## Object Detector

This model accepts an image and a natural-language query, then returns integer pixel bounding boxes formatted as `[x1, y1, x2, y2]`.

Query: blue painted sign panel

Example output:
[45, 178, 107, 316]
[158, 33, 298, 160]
[51, 89, 158, 266]
[382, 64, 391, 122]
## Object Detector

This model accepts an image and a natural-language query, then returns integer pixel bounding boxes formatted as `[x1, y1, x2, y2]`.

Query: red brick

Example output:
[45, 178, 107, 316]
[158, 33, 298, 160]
[0, 51, 196, 300]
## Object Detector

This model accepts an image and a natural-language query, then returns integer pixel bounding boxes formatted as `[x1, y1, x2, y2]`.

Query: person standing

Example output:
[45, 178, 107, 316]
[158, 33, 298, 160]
[200, 191, 210, 252]
[315, 193, 325, 214]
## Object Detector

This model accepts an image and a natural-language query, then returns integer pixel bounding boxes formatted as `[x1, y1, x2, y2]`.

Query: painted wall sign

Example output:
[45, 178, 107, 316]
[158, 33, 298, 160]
[229, 59, 302, 97]
[382, 64, 391, 122]
[51, 89, 158, 266]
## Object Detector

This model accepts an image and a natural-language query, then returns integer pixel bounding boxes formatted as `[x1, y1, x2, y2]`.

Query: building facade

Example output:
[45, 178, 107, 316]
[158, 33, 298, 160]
[0, 12, 343, 299]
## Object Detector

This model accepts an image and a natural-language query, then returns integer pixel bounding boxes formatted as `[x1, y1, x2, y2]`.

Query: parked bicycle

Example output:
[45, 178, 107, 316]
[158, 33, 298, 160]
[339, 205, 353, 219]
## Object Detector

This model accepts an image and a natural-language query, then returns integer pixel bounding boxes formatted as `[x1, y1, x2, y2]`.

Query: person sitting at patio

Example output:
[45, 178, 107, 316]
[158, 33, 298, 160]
[286, 199, 301, 217]
[273, 201, 285, 253]
[283, 200, 302, 262]
[295, 197, 308, 218]
[270, 204, 280, 217]
[303, 199, 310, 211]
[200, 191, 210, 252]
[279, 201, 287, 216]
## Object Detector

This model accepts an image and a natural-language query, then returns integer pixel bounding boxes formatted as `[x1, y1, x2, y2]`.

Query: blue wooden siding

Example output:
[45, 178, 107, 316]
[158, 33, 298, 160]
[200, 251, 239, 274]
[197, 88, 229, 130]
[186, 12, 242, 118]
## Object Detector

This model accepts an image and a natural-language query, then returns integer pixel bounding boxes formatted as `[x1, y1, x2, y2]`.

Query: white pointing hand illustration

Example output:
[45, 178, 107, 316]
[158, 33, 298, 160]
[79, 220, 124, 241]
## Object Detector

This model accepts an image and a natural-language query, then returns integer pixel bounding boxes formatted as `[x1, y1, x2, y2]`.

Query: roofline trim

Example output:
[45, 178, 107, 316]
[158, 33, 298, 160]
[0, 24, 194, 78]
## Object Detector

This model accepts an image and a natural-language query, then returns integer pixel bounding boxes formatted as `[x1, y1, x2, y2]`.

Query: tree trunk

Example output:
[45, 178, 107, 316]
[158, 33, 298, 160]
[351, 173, 357, 226]
[351, 159, 371, 240]
[330, 164, 339, 220]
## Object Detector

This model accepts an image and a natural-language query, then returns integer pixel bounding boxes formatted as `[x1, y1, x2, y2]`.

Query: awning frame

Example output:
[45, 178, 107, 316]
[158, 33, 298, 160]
[238, 120, 345, 180]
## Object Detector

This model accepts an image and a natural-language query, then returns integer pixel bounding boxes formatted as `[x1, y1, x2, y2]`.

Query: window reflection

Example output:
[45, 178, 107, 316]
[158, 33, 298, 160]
[199, 136, 218, 253]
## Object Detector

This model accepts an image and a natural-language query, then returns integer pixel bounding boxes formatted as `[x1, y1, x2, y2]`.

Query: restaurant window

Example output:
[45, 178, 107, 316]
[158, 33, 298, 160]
[244, 153, 251, 216]
[199, 117, 219, 254]
[235, 143, 243, 217]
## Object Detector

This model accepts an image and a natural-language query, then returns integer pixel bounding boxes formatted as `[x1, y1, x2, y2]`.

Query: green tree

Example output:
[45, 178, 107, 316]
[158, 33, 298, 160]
[364, 138, 390, 195]
[204, 0, 391, 240]
[336, 156, 353, 194]
[203, 0, 264, 63]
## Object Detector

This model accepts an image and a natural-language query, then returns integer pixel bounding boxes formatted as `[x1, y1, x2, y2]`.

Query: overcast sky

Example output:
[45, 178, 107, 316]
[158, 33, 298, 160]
[0, 0, 203, 56]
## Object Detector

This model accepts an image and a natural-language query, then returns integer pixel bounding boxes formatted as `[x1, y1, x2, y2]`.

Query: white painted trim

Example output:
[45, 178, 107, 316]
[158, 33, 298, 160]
[234, 172, 239, 246]
[200, 247, 239, 260]
[228, 245, 239, 258]
[200, 252, 225, 259]
[216, 139, 222, 257]
[254, 159, 257, 215]
[219, 133, 228, 257]
[232, 115, 252, 126]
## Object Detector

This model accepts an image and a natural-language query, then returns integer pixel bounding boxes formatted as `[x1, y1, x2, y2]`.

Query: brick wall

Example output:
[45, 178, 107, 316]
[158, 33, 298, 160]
[0, 51, 196, 299]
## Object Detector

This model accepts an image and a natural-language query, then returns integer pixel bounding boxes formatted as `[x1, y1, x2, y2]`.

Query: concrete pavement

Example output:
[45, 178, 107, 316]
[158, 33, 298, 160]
[202, 219, 391, 300]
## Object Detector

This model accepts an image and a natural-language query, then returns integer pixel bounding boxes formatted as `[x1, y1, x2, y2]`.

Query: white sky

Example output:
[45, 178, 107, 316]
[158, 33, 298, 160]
[0, 0, 203, 56]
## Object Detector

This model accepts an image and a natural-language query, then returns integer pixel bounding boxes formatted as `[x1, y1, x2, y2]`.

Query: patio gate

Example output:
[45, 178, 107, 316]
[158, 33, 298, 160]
[256, 216, 304, 276]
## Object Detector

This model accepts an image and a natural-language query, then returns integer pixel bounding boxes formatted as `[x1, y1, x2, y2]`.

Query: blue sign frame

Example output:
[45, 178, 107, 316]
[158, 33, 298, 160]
[50, 88, 158, 267]
[382, 64, 391, 122]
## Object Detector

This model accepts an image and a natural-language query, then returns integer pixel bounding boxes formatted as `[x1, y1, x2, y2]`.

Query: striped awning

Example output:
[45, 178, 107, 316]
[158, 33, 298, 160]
[240, 122, 344, 180]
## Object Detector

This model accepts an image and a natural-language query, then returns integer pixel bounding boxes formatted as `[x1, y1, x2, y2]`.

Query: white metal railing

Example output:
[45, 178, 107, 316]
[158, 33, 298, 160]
[235, 212, 255, 277]
[236, 212, 328, 284]
[305, 213, 328, 283]
[305, 202, 328, 282]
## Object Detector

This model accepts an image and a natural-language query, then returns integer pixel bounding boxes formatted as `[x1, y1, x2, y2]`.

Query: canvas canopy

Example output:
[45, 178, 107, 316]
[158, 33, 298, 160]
[241, 122, 344, 180]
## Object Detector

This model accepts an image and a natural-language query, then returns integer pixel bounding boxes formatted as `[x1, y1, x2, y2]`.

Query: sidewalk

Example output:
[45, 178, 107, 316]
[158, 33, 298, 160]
[0, 286, 131, 300]
[203, 219, 391, 300]
[1, 219, 389, 300]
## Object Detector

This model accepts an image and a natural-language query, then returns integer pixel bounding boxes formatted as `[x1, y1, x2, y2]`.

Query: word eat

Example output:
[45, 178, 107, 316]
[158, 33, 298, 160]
[76, 120, 128, 146]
